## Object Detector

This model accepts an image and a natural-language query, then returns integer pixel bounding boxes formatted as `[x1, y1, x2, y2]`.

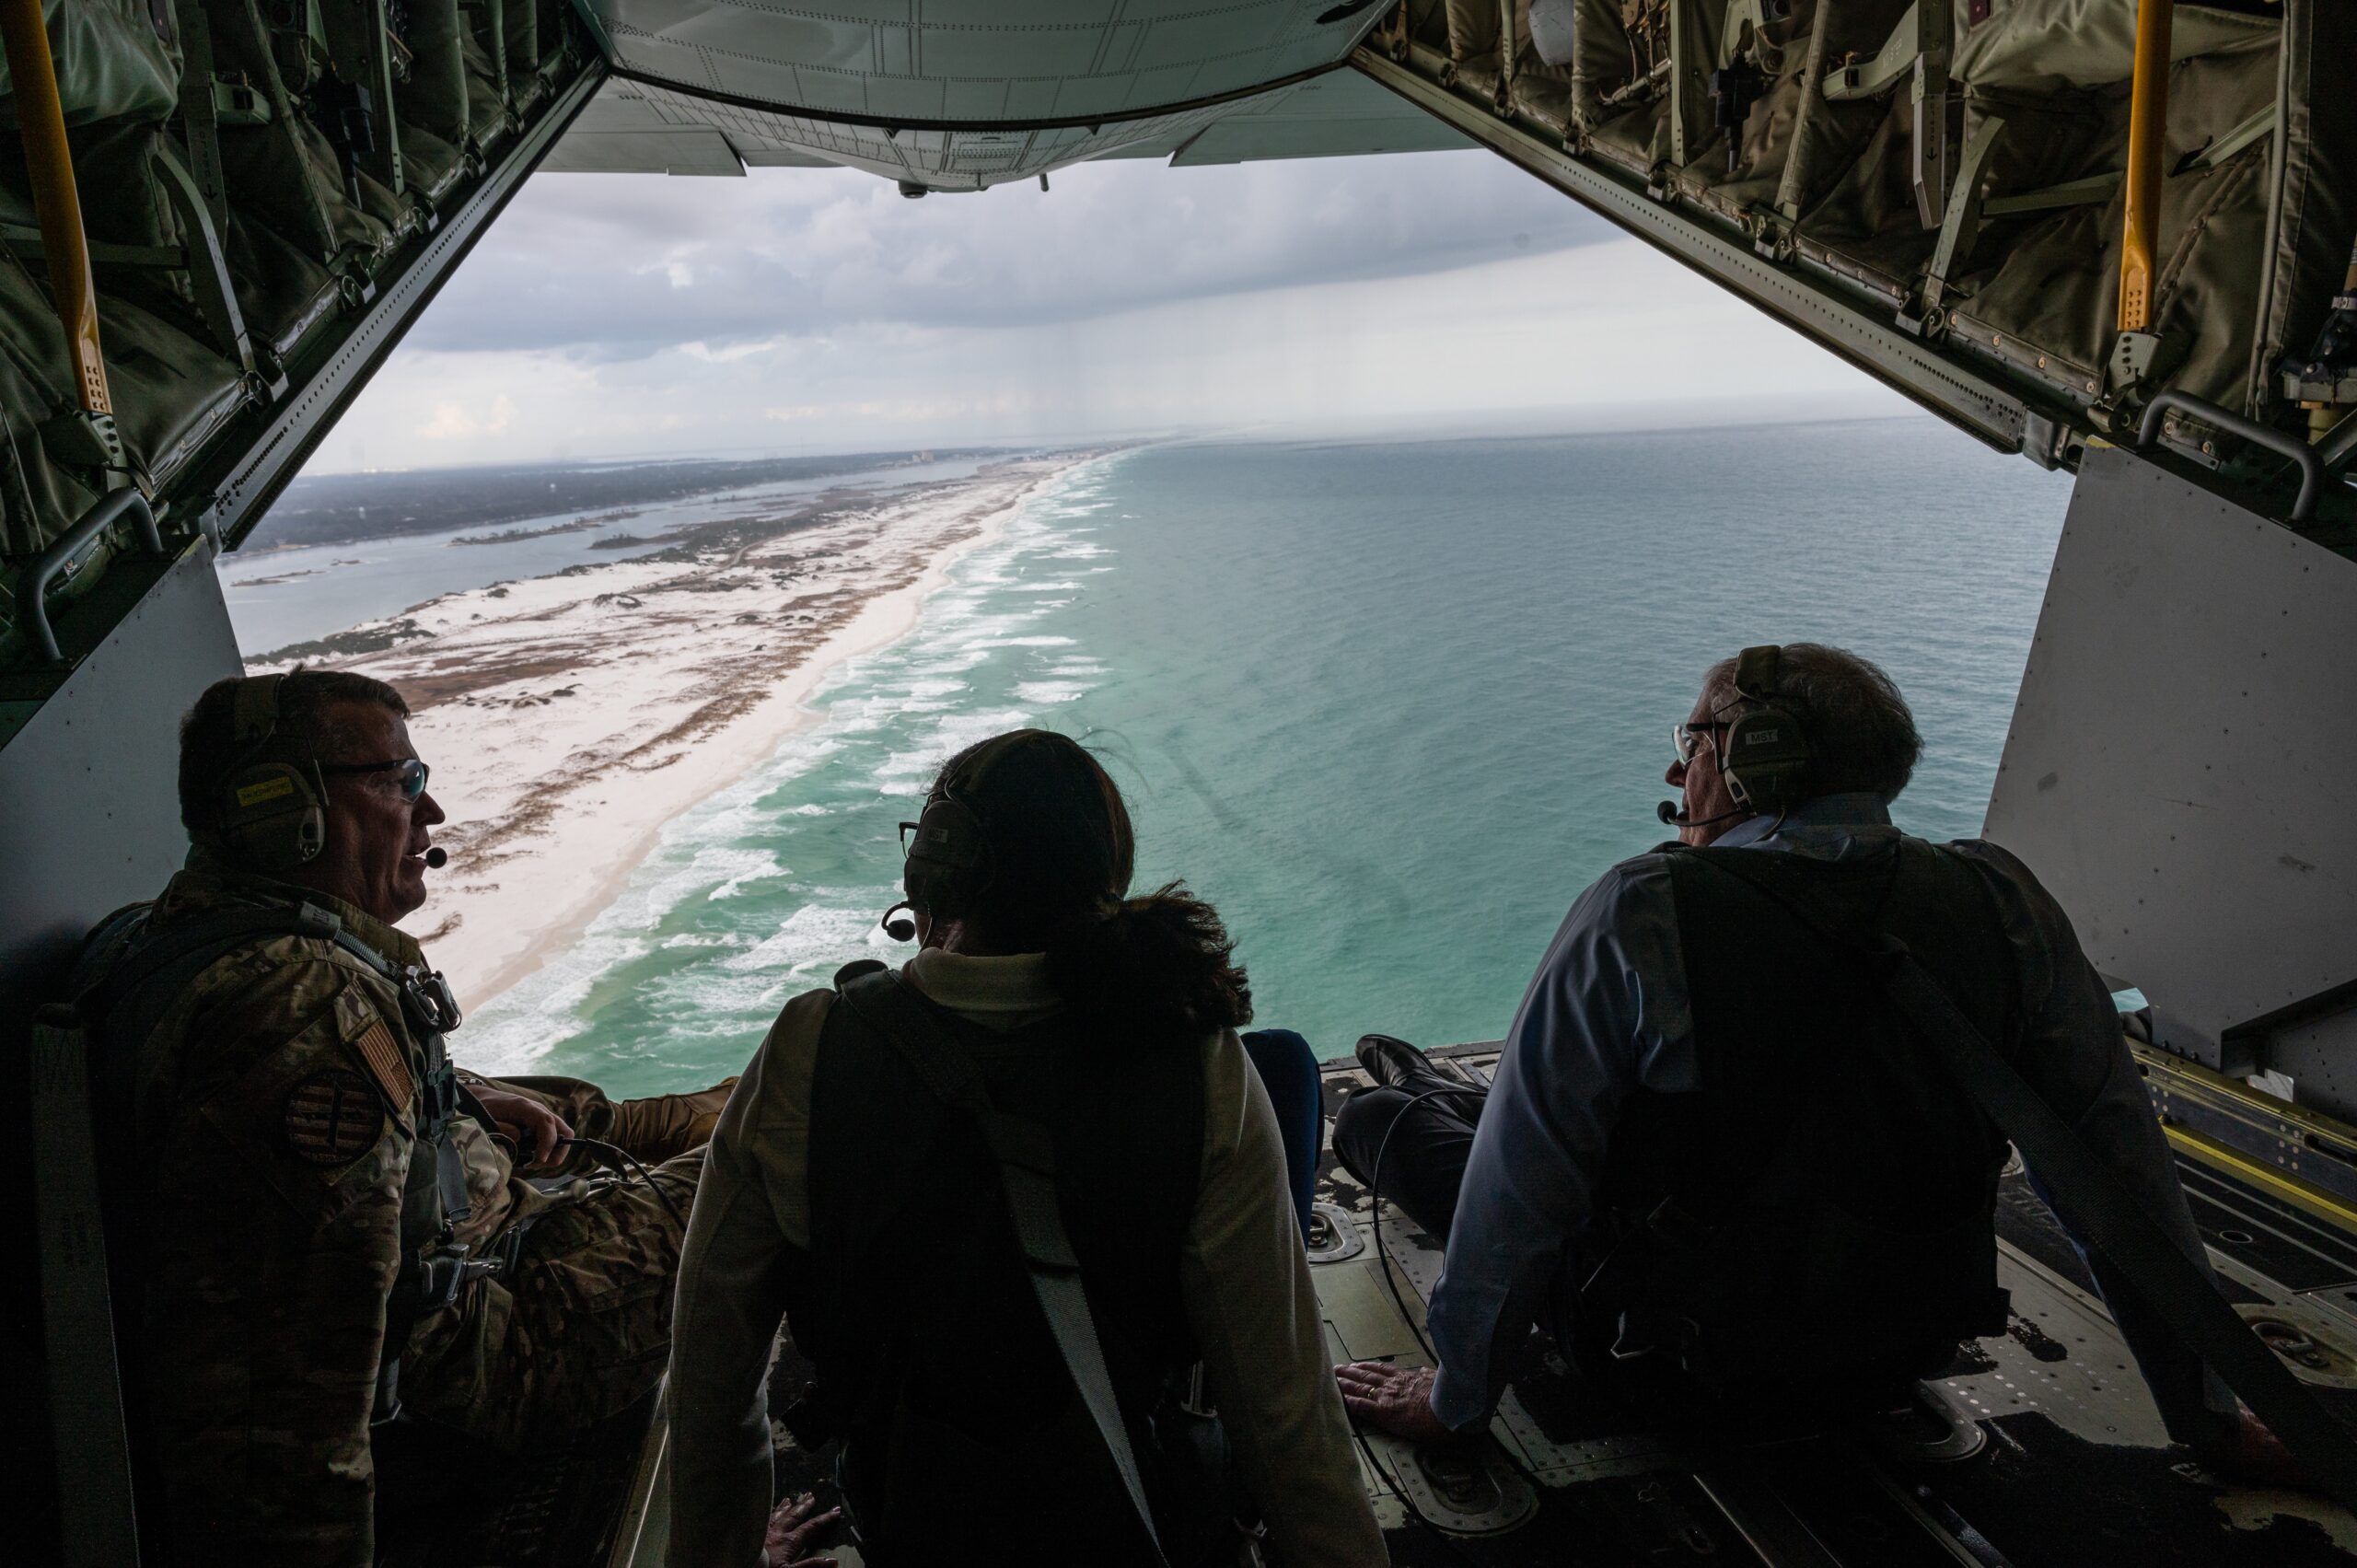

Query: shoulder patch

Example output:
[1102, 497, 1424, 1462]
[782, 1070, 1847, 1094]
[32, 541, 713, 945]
[351, 1016, 415, 1116]
[284, 1071, 387, 1167]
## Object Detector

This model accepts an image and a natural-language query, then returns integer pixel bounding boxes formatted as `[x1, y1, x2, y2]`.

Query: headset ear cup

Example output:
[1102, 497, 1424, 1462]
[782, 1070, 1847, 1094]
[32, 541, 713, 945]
[221, 761, 326, 871]
[902, 796, 990, 916]
[1721, 708, 1811, 814]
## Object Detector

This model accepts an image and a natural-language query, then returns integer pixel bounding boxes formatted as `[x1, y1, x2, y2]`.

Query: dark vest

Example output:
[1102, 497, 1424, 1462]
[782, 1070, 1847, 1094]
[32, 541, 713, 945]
[1586, 836, 2019, 1405]
[796, 971, 1206, 1563]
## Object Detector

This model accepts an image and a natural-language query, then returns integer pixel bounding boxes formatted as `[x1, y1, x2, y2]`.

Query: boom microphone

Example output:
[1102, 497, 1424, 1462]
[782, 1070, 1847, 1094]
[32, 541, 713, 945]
[879, 900, 917, 942]
[1656, 800, 1748, 830]
[424, 847, 447, 869]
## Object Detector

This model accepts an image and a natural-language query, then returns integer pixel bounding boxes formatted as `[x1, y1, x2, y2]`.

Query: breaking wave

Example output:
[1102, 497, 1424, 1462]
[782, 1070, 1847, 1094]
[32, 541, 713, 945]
[463, 459, 1121, 1083]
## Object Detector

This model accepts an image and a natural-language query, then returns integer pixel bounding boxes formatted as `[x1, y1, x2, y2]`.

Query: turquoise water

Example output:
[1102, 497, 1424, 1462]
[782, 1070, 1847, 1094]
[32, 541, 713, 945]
[466, 419, 2072, 1095]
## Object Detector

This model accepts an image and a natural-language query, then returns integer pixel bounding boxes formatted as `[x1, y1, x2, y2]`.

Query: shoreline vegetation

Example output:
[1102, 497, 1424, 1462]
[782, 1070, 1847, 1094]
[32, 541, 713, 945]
[447, 515, 618, 546]
[253, 447, 999, 552]
[258, 451, 1110, 1007]
[232, 557, 362, 588]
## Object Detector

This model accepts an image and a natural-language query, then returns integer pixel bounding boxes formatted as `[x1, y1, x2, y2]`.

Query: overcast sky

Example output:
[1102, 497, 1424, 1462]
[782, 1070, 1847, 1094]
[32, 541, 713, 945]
[316, 148, 1900, 471]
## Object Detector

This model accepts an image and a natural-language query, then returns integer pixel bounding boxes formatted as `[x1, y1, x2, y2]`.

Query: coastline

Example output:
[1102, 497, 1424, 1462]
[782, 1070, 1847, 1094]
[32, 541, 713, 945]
[268, 452, 1101, 1006]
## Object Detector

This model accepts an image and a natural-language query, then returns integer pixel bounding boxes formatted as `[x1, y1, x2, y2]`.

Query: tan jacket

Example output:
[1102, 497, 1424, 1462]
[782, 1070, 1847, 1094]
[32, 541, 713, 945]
[666, 948, 1385, 1566]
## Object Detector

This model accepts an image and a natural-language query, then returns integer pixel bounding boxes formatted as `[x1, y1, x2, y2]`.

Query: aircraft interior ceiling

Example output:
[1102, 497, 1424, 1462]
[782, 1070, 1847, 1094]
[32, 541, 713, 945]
[0, 3, 2352, 723]
[0, 0, 602, 727]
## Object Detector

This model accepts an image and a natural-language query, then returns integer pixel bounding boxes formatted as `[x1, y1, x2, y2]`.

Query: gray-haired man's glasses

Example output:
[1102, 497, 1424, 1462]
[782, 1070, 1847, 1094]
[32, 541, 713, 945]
[1671, 722, 1730, 764]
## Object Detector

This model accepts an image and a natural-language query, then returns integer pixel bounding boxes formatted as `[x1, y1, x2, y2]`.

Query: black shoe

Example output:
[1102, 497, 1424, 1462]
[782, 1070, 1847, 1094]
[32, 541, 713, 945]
[1355, 1032, 1430, 1088]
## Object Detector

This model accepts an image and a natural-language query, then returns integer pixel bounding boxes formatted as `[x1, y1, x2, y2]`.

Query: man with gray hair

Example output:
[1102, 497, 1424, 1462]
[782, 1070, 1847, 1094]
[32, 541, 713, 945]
[1330, 644, 2292, 1481]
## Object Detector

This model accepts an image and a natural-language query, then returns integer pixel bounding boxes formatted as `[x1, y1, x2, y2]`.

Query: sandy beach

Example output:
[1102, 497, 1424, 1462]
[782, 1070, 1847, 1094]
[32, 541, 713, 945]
[265, 453, 1097, 1005]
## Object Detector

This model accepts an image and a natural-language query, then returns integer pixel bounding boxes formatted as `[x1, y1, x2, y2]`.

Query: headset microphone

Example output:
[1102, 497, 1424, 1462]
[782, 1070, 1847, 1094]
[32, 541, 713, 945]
[879, 900, 917, 942]
[1657, 800, 1749, 830]
[424, 847, 447, 869]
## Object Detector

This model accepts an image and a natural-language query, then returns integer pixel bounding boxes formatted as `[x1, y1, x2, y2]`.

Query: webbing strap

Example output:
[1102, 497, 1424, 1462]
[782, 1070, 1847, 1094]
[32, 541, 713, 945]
[837, 971, 1169, 1567]
[86, 902, 404, 1051]
[1678, 845, 2357, 1511]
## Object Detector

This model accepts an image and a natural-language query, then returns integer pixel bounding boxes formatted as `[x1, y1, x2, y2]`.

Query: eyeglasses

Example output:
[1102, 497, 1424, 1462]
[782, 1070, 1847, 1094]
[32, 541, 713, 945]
[1671, 722, 1730, 764]
[899, 820, 922, 854]
[319, 757, 432, 800]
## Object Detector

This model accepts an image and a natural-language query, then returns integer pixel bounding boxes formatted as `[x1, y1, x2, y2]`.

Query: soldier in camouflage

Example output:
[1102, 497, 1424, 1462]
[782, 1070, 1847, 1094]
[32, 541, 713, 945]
[81, 669, 731, 1567]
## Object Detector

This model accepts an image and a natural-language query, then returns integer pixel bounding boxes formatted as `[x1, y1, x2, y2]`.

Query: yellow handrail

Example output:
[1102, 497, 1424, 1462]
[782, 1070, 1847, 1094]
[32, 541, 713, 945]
[2117, 0, 2173, 334]
[0, 0, 111, 417]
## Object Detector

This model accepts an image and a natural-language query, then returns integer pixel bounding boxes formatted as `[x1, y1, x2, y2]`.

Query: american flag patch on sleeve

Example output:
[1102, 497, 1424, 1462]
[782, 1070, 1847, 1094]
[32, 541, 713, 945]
[350, 1016, 415, 1123]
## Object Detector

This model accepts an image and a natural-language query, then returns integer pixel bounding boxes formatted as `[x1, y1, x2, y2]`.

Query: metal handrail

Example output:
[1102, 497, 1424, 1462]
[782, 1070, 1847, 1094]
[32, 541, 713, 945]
[2137, 390, 2328, 524]
[14, 487, 164, 665]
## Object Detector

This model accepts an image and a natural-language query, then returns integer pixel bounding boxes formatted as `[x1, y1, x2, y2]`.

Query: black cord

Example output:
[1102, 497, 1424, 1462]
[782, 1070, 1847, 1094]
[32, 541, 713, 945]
[1358, 1070, 1552, 1505]
[557, 1134, 690, 1234]
[1366, 1086, 1457, 1365]
[1345, 1079, 1539, 1558]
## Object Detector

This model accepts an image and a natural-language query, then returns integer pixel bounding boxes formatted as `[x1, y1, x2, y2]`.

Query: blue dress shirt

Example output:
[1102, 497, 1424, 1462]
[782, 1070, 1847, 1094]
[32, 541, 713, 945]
[1424, 794, 2232, 1442]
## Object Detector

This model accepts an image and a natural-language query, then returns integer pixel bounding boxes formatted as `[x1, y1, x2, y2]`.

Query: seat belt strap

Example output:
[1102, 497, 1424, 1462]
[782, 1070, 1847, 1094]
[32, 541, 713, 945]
[838, 971, 1170, 1568]
[1678, 845, 2357, 1512]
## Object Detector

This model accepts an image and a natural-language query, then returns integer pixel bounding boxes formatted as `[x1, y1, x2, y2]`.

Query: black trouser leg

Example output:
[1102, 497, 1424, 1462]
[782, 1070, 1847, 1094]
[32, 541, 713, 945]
[1330, 1065, 1491, 1245]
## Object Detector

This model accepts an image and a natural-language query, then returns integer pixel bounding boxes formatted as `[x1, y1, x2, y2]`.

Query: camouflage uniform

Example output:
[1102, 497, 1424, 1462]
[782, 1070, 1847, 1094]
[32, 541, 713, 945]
[104, 850, 726, 1567]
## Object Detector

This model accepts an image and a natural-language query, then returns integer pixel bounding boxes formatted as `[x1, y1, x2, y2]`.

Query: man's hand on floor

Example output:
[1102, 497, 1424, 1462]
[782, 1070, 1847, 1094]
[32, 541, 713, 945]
[1336, 1361, 1457, 1443]
[762, 1493, 842, 1568]
[2193, 1406, 2308, 1491]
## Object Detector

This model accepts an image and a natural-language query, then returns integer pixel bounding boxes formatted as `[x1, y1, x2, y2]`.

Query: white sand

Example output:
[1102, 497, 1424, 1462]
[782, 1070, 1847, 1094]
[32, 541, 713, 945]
[267, 455, 1093, 1005]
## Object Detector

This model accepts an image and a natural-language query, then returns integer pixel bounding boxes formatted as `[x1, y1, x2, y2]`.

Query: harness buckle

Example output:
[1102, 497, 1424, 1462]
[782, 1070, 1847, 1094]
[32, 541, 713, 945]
[409, 1238, 513, 1313]
[399, 966, 463, 1034]
[418, 1057, 461, 1136]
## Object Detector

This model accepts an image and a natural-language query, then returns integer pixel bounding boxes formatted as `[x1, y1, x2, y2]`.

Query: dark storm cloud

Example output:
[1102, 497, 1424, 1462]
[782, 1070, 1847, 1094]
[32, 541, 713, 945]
[410, 151, 1611, 361]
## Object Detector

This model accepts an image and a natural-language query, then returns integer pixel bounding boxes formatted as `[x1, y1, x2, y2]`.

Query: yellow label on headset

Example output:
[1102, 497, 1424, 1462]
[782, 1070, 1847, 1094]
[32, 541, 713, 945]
[236, 775, 296, 808]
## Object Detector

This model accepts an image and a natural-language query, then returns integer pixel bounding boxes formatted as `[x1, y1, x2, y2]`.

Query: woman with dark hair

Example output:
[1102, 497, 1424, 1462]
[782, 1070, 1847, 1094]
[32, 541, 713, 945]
[666, 729, 1385, 1567]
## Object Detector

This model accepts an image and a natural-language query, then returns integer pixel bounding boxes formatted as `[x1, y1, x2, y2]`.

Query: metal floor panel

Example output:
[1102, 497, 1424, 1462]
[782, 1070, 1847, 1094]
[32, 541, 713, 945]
[2179, 1159, 2357, 1294]
[1311, 1049, 2357, 1566]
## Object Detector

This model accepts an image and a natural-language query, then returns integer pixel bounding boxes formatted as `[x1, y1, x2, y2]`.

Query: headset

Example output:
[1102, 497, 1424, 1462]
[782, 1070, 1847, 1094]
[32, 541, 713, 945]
[1714, 644, 1813, 816]
[216, 673, 329, 871]
[879, 728, 1045, 941]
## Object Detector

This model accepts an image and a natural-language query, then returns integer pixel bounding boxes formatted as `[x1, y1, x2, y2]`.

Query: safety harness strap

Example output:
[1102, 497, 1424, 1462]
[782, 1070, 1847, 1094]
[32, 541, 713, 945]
[1677, 843, 2357, 1513]
[836, 969, 1170, 1568]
